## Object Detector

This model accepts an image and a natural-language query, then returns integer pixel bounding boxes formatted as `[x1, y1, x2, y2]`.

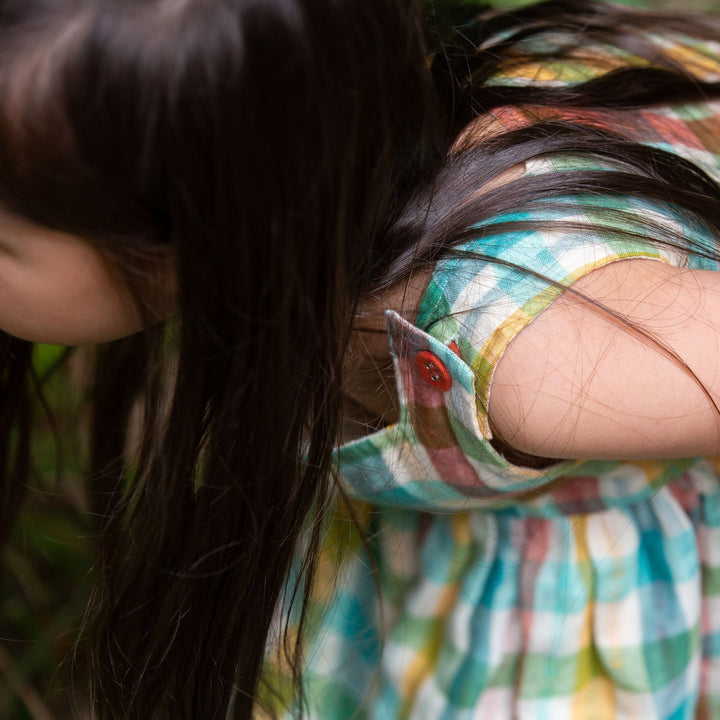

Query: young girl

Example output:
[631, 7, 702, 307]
[2, 0, 720, 717]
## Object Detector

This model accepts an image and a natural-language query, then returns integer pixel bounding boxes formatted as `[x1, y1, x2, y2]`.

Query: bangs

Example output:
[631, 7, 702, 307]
[0, 4, 167, 247]
[0, 4, 176, 325]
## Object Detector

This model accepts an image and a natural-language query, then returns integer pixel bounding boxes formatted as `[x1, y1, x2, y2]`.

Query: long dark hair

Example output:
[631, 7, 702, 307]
[0, 0, 442, 717]
[0, 0, 720, 718]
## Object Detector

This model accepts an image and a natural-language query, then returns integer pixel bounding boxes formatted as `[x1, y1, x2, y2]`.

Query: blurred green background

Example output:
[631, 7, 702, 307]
[2, 1, 716, 718]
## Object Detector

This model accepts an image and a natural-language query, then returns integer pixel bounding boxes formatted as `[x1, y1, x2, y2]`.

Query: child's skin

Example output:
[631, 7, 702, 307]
[0, 209, 171, 344]
[0, 210, 142, 344]
[491, 258, 720, 460]
[347, 258, 720, 462]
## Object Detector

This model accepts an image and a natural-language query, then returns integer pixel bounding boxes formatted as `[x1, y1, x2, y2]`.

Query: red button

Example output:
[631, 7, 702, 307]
[416, 350, 452, 391]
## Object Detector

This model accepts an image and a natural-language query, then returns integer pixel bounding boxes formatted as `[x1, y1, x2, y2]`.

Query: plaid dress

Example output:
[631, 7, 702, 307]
[262, 28, 720, 720]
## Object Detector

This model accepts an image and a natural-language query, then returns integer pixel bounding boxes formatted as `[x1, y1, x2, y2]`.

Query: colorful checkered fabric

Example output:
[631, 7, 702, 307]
[261, 29, 720, 720]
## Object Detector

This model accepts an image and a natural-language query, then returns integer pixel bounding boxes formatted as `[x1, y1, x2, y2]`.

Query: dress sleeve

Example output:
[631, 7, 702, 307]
[419, 165, 718, 425]
[336, 161, 719, 512]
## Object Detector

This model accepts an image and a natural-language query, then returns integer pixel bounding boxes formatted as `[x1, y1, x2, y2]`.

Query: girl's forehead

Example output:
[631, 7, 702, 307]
[0, 210, 172, 345]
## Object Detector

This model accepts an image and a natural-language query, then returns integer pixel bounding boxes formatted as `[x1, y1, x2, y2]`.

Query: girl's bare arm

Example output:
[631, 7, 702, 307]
[490, 258, 720, 460]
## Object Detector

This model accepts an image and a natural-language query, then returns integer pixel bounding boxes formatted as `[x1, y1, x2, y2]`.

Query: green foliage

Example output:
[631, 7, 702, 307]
[1, 347, 92, 719]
